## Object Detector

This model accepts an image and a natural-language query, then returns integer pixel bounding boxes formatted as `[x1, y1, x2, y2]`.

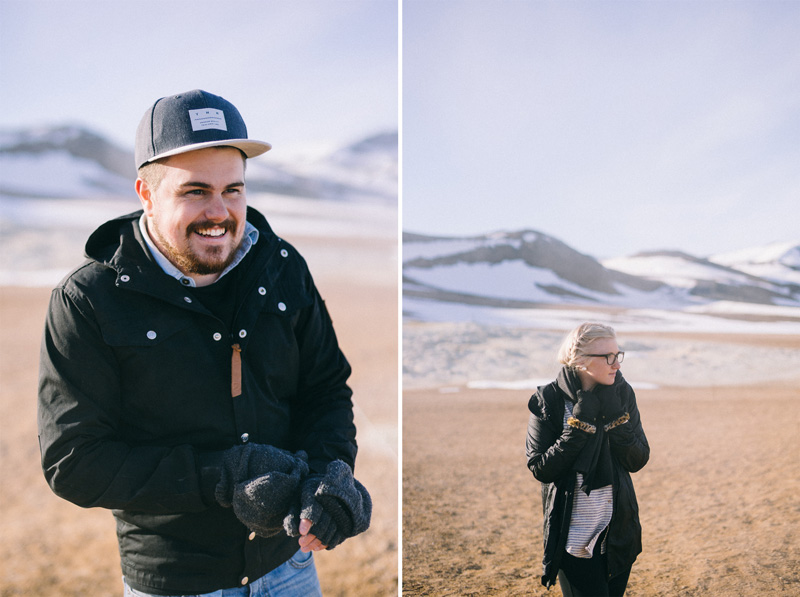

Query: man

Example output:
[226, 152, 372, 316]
[38, 90, 371, 596]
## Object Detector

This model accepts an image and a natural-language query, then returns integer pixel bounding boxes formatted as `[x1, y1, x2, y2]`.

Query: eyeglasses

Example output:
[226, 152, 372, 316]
[585, 352, 625, 365]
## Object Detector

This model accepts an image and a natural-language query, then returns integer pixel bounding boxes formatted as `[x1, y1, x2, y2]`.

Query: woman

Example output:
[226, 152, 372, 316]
[526, 322, 649, 596]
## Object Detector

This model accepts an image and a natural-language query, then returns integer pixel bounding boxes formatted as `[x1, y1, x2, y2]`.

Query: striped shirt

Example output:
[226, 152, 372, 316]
[563, 402, 613, 558]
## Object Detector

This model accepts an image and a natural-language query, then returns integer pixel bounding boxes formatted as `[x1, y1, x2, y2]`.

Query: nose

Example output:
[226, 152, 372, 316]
[204, 194, 229, 221]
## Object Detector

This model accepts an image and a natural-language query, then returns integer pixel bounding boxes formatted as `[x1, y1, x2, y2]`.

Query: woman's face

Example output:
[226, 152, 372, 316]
[577, 337, 622, 391]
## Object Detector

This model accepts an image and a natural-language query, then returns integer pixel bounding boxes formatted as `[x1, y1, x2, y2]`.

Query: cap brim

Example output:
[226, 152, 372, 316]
[144, 139, 272, 165]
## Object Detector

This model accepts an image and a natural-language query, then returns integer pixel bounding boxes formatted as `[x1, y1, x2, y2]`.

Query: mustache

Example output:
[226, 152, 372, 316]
[186, 219, 237, 237]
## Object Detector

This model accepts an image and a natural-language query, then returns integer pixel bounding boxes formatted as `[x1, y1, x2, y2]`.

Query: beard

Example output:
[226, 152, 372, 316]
[150, 218, 244, 276]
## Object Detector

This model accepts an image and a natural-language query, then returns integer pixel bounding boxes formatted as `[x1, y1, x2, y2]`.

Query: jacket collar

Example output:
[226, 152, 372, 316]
[136, 213, 260, 288]
[83, 207, 284, 299]
[85, 207, 277, 268]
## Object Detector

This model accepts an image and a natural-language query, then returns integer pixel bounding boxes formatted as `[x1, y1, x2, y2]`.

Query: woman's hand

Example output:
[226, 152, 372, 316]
[573, 390, 600, 424]
[596, 383, 625, 422]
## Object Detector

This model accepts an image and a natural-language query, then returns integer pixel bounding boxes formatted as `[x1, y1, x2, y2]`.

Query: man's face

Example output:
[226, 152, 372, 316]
[137, 147, 247, 279]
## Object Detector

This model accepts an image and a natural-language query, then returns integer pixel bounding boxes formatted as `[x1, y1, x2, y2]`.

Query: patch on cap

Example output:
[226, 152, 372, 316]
[189, 109, 227, 132]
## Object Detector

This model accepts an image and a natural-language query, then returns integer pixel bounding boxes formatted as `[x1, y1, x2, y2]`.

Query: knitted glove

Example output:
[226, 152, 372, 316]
[596, 382, 625, 423]
[284, 474, 344, 548]
[215, 443, 307, 508]
[230, 453, 309, 538]
[314, 460, 372, 539]
[284, 461, 372, 550]
[573, 390, 601, 425]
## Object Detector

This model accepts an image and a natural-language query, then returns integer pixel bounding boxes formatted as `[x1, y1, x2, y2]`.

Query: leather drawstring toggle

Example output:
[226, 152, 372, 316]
[231, 343, 242, 397]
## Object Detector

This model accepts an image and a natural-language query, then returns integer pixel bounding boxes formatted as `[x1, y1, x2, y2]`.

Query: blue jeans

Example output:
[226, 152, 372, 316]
[123, 549, 322, 597]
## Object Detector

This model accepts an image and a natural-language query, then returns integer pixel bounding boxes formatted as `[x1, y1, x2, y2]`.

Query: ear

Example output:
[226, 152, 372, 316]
[136, 178, 155, 216]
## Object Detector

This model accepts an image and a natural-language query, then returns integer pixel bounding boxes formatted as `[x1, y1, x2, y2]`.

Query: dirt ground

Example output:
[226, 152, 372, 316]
[4, 227, 800, 597]
[0, 233, 398, 596]
[403, 368, 800, 596]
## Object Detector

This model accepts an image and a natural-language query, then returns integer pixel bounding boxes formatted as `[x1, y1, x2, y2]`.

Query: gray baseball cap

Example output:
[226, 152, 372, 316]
[135, 89, 272, 169]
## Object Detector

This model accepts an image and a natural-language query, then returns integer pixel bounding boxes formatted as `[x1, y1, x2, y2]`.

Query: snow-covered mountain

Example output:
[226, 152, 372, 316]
[604, 249, 800, 307]
[0, 126, 135, 197]
[0, 125, 397, 202]
[246, 131, 397, 202]
[709, 241, 800, 286]
[403, 230, 800, 315]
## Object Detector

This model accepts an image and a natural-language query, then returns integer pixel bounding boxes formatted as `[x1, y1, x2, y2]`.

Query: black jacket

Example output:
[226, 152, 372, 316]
[525, 372, 649, 588]
[38, 208, 356, 595]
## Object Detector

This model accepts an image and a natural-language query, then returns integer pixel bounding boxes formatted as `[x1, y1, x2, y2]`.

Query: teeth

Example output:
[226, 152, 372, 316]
[197, 228, 225, 237]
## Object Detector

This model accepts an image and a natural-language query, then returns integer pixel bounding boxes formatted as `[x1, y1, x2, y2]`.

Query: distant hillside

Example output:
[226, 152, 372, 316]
[709, 241, 800, 285]
[403, 230, 800, 315]
[0, 125, 397, 202]
[604, 248, 800, 306]
[0, 126, 134, 197]
[247, 131, 397, 201]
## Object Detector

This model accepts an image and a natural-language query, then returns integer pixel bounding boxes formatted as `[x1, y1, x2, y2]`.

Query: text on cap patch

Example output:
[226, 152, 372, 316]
[189, 109, 228, 132]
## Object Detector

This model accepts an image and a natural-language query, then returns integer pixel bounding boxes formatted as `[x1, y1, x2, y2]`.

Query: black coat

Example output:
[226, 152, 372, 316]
[38, 208, 355, 595]
[526, 372, 649, 587]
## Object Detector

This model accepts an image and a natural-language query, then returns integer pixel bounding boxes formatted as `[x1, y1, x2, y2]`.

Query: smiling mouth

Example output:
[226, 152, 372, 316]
[195, 227, 227, 238]
[189, 221, 234, 239]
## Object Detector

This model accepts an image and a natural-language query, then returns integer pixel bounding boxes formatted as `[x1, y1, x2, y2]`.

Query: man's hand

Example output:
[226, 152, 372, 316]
[284, 460, 372, 551]
[215, 444, 307, 508]
[298, 518, 327, 552]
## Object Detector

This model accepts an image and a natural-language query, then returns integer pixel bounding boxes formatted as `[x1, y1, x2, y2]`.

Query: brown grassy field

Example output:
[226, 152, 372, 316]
[0, 233, 398, 596]
[402, 364, 800, 596]
[5, 224, 800, 597]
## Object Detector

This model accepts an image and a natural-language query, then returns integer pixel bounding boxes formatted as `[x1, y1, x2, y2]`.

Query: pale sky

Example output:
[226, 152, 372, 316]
[0, 0, 398, 160]
[3, 1, 799, 259]
[403, 0, 800, 258]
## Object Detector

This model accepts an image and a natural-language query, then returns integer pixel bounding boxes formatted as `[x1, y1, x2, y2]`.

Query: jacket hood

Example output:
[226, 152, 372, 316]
[556, 366, 582, 402]
[84, 211, 142, 265]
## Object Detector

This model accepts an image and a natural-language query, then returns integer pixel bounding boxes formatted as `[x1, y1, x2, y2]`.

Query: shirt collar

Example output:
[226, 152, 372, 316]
[138, 214, 259, 288]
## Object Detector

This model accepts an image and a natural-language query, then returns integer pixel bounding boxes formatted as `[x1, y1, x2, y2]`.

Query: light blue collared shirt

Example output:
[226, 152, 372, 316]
[138, 214, 259, 288]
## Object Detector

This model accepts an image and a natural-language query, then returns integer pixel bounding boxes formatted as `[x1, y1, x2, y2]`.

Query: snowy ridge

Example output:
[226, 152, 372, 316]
[603, 250, 800, 307]
[0, 125, 397, 287]
[0, 125, 134, 197]
[709, 241, 800, 285]
[0, 125, 397, 203]
[403, 230, 800, 328]
[403, 231, 800, 392]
